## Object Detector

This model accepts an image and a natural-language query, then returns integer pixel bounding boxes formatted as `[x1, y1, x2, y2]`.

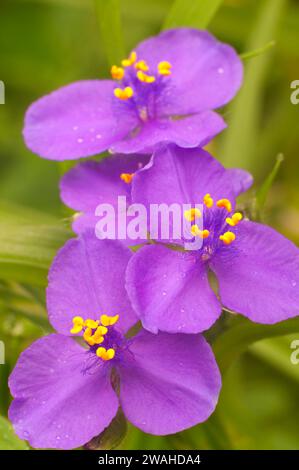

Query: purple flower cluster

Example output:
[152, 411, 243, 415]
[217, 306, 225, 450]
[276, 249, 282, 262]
[9, 28, 299, 450]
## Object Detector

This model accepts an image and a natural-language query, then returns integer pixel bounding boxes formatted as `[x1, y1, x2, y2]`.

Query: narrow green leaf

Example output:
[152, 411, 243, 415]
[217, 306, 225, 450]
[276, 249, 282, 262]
[0, 416, 29, 450]
[163, 0, 223, 30]
[0, 202, 72, 286]
[94, 0, 125, 66]
[255, 153, 284, 212]
[220, 0, 286, 170]
[213, 316, 299, 375]
[240, 40, 276, 61]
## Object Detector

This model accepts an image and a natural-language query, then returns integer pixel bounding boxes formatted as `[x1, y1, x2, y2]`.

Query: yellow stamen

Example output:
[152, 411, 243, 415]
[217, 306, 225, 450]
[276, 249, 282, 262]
[137, 71, 156, 83]
[122, 51, 137, 67]
[191, 225, 210, 238]
[70, 316, 84, 334]
[158, 61, 172, 76]
[135, 60, 149, 72]
[217, 198, 232, 213]
[203, 193, 214, 208]
[219, 231, 236, 245]
[226, 212, 243, 227]
[96, 347, 115, 361]
[114, 87, 134, 100]
[100, 314, 119, 327]
[84, 319, 99, 329]
[83, 327, 94, 345]
[111, 65, 124, 80]
[120, 173, 134, 184]
[184, 208, 202, 222]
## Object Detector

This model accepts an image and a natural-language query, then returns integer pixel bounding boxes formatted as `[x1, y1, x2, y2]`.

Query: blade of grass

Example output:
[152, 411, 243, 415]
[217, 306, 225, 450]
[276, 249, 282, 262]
[163, 0, 223, 30]
[94, 0, 125, 66]
[220, 0, 286, 171]
[255, 153, 284, 213]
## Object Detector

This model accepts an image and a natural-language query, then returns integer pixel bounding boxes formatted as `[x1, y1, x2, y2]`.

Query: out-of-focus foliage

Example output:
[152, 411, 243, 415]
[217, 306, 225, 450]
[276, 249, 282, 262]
[0, 0, 299, 450]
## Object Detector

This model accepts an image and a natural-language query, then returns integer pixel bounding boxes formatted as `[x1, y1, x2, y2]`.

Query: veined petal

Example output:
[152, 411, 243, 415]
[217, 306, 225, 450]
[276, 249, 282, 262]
[111, 111, 225, 155]
[23, 80, 138, 160]
[9, 335, 118, 450]
[211, 221, 299, 323]
[47, 232, 138, 335]
[135, 28, 243, 116]
[126, 244, 221, 334]
[227, 168, 254, 197]
[118, 331, 221, 435]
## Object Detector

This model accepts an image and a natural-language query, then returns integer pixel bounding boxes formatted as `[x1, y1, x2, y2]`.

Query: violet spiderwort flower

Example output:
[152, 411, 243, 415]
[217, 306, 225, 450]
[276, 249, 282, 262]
[60, 153, 149, 237]
[9, 232, 221, 449]
[23, 28, 243, 160]
[126, 144, 299, 334]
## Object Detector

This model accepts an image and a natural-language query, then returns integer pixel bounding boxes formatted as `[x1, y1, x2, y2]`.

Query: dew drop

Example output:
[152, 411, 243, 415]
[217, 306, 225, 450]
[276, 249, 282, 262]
[77, 138, 84, 144]
[96, 134, 102, 140]
[292, 280, 297, 287]
[218, 67, 224, 74]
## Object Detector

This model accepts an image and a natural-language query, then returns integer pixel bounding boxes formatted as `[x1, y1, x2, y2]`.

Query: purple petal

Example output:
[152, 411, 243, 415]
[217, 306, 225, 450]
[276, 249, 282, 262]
[211, 221, 299, 323]
[9, 334, 118, 449]
[227, 168, 253, 196]
[135, 28, 243, 116]
[23, 80, 138, 160]
[118, 330, 221, 435]
[131, 145, 238, 241]
[111, 111, 226, 154]
[47, 232, 138, 335]
[60, 154, 149, 235]
[126, 244, 221, 334]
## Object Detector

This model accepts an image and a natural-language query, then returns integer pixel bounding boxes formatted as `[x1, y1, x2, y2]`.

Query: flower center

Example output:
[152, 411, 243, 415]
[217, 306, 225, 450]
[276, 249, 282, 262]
[70, 314, 120, 361]
[111, 51, 172, 121]
[184, 193, 243, 258]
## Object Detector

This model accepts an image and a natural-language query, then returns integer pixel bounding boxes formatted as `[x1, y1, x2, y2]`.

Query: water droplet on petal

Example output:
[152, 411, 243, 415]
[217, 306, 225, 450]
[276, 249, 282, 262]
[77, 138, 84, 143]
[218, 67, 224, 74]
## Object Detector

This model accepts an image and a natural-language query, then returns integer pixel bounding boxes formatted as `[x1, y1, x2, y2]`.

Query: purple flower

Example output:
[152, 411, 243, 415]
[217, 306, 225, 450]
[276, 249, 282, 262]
[60, 150, 249, 242]
[9, 232, 221, 449]
[126, 145, 299, 334]
[23, 28, 243, 160]
[60, 153, 149, 238]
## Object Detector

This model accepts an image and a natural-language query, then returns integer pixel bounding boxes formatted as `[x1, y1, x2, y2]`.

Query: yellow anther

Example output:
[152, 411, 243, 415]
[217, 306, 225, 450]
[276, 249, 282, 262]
[226, 212, 243, 227]
[184, 208, 202, 222]
[137, 71, 156, 83]
[191, 225, 210, 238]
[96, 347, 115, 361]
[111, 65, 124, 80]
[122, 51, 137, 67]
[135, 60, 149, 72]
[158, 61, 172, 76]
[83, 327, 94, 345]
[219, 231, 236, 245]
[203, 193, 214, 208]
[84, 319, 99, 329]
[217, 198, 232, 213]
[70, 316, 84, 334]
[96, 325, 108, 336]
[120, 173, 134, 184]
[114, 87, 134, 100]
[100, 314, 119, 327]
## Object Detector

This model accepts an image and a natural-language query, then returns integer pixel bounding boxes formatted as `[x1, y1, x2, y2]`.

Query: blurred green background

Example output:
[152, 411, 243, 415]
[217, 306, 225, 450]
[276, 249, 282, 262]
[0, 0, 299, 450]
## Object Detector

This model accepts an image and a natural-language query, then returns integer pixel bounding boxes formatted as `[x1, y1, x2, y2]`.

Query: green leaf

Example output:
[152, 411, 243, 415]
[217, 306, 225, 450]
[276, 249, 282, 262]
[0, 201, 72, 286]
[0, 416, 29, 450]
[240, 40, 276, 61]
[255, 153, 284, 213]
[94, 0, 125, 66]
[163, 0, 223, 30]
[213, 316, 299, 375]
[220, 0, 287, 170]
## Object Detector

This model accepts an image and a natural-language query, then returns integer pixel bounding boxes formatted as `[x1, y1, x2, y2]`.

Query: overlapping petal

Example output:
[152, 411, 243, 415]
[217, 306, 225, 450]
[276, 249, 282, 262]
[111, 111, 226, 154]
[23, 81, 138, 160]
[135, 28, 243, 116]
[9, 335, 118, 450]
[211, 221, 299, 324]
[126, 244, 221, 334]
[47, 232, 138, 335]
[119, 331, 221, 435]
